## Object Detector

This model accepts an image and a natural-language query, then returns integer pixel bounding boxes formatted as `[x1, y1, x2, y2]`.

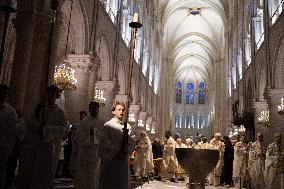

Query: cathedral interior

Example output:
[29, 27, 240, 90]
[1, 0, 284, 189]
[1, 0, 284, 146]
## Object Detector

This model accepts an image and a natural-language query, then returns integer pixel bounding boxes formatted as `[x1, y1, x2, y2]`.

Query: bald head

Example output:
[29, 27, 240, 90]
[273, 133, 281, 144]
[214, 133, 222, 141]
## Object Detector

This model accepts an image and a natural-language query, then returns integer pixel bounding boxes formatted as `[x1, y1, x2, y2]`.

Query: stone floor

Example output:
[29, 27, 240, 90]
[138, 180, 237, 189]
[8, 178, 238, 189]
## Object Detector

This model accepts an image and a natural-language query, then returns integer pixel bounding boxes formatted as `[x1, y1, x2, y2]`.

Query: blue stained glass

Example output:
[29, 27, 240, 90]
[176, 81, 182, 103]
[187, 82, 194, 90]
[199, 82, 205, 89]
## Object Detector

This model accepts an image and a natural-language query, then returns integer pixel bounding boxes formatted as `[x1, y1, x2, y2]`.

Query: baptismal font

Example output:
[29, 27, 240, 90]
[175, 147, 219, 189]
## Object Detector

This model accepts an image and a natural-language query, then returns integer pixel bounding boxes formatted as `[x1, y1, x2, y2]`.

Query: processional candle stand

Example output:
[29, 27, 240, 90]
[123, 13, 142, 153]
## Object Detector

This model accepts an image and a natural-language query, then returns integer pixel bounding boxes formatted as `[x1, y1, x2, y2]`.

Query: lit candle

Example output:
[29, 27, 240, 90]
[133, 13, 139, 22]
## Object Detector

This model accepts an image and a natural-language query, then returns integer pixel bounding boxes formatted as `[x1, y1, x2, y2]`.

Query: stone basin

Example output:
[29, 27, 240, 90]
[175, 148, 219, 189]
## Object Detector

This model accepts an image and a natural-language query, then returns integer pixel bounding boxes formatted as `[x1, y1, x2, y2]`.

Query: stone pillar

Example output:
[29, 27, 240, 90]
[264, 88, 284, 145]
[9, 1, 54, 117]
[252, 100, 270, 143]
[129, 104, 140, 140]
[96, 80, 119, 122]
[146, 116, 153, 136]
[115, 94, 127, 104]
[67, 54, 93, 124]
[138, 111, 147, 130]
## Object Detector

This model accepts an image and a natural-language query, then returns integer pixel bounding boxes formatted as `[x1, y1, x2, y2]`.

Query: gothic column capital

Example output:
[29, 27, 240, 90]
[68, 54, 94, 73]
[96, 80, 119, 93]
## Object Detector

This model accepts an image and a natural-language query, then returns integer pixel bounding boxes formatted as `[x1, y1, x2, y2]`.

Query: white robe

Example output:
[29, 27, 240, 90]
[17, 104, 67, 189]
[161, 136, 178, 178]
[99, 117, 135, 189]
[0, 103, 17, 188]
[233, 141, 249, 178]
[74, 116, 101, 189]
[248, 141, 266, 189]
[134, 136, 154, 176]
[175, 142, 187, 176]
[265, 142, 283, 189]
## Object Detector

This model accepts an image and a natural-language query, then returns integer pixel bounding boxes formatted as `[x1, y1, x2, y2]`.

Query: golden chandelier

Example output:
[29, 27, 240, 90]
[54, 59, 77, 91]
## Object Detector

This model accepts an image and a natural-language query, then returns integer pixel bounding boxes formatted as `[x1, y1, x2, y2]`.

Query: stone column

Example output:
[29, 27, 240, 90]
[129, 104, 140, 140]
[96, 80, 119, 122]
[9, 1, 55, 116]
[138, 111, 147, 131]
[252, 100, 270, 143]
[264, 88, 284, 144]
[115, 94, 127, 104]
[146, 116, 153, 136]
[67, 54, 93, 124]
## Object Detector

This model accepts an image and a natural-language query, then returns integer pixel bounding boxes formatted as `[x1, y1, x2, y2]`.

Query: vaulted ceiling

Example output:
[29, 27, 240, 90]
[160, 0, 227, 85]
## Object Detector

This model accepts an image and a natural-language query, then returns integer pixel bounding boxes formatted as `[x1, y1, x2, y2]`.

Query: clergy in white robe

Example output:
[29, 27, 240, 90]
[248, 133, 266, 189]
[161, 131, 178, 181]
[195, 137, 209, 149]
[0, 85, 17, 189]
[265, 133, 283, 189]
[17, 85, 67, 189]
[175, 138, 187, 181]
[134, 131, 154, 177]
[208, 133, 224, 186]
[233, 134, 250, 188]
[99, 101, 135, 189]
[74, 102, 102, 189]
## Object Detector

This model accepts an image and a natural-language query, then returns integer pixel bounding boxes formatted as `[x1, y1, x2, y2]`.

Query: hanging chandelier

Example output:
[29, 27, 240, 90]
[54, 59, 77, 91]
[93, 87, 106, 106]
[53, 0, 77, 92]
[277, 97, 284, 115]
[258, 110, 270, 127]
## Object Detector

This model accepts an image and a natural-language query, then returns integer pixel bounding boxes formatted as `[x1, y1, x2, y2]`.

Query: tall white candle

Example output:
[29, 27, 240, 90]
[133, 13, 139, 22]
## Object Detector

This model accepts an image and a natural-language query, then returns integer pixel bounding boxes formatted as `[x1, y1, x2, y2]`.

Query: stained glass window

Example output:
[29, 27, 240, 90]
[185, 116, 190, 128]
[190, 115, 194, 129]
[198, 82, 205, 104]
[185, 82, 194, 104]
[199, 116, 206, 129]
[176, 81, 182, 103]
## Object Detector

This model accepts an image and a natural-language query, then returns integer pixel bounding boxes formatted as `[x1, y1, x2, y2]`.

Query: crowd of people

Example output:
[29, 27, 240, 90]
[0, 83, 283, 189]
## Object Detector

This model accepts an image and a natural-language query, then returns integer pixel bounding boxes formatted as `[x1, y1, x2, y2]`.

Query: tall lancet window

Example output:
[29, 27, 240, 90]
[176, 81, 182, 103]
[198, 82, 205, 104]
[175, 115, 181, 128]
[190, 115, 194, 129]
[185, 82, 194, 104]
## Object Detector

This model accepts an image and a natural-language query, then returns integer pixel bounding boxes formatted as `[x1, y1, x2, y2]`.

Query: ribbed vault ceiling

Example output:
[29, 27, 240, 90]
[161, 0, 226, 84]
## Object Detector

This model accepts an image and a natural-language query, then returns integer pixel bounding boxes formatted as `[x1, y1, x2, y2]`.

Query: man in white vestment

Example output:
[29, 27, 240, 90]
[196, 137, 209, 149]
[185, 137, 192, 148]
[208, 133, 224, 186]
[74, 102, 102, 189]
[233, 133, 250, 188]
[265, 133, 283, 189]
[175, 138, 187, 181]
[17, 85, 67, 189]
[134, 131, 154, 177]
[0, 85, 17, 189]
[248, 133, 266, 189]
[99, 101, 135, 189]
[161, 131, 178, 182]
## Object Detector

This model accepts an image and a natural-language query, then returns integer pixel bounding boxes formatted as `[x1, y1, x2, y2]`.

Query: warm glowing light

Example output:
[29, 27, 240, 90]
[54, 59, 77, 91]
[278, 98, 284, 115]
[128, 113, 136, 124]
[93, 87, 106, 106]
[258, 110, 269, 127]
[138, 119, 144, 127]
